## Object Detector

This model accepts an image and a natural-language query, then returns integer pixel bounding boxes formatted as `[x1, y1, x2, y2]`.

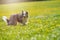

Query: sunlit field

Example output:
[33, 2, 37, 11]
[0, 1, 60, 40]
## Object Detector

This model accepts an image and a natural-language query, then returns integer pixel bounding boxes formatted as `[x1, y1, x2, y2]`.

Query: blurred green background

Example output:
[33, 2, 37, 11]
[0, 0, 60, 4]
[0, 0, 60, 40]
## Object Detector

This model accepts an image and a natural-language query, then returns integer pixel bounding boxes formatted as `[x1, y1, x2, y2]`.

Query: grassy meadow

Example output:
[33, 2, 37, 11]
[0, 1, 60, 40]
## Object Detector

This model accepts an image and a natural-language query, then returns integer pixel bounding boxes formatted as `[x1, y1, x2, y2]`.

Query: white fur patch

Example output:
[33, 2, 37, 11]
[25, 21, 29, 24]
[2, 16, 7, 23]
[23, 11, 26, 16]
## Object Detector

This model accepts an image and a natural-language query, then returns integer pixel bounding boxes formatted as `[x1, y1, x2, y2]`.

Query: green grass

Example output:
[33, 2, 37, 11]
[0, 1, 60, 40]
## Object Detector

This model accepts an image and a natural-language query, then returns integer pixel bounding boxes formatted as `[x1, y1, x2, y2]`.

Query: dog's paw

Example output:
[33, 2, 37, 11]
[25, 21, 29, 25]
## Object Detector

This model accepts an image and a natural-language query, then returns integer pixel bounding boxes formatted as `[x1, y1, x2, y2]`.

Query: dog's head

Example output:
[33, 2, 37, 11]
[20, 11, 28, 25]
[22, 11, 28, 18]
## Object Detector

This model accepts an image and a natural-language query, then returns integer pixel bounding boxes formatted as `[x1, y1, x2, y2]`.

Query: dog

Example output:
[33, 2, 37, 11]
[2, 11, 28, 25]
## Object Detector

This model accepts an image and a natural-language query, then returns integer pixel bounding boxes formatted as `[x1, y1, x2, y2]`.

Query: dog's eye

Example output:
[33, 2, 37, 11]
[23, 13, 26, 16]
[22, 13, 25, 16]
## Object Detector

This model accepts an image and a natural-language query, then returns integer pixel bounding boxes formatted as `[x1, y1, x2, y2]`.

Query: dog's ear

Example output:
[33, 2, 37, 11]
[22, 10, 24, 13]
[21, 10, 24, 15]
[26, 12, 28, 17]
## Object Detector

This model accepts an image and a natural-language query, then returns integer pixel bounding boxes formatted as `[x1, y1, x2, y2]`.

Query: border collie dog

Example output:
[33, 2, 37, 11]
[2, 11, 28, 25]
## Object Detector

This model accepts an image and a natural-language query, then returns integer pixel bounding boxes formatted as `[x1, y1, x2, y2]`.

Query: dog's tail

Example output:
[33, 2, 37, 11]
[2, 16, 8, 23]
